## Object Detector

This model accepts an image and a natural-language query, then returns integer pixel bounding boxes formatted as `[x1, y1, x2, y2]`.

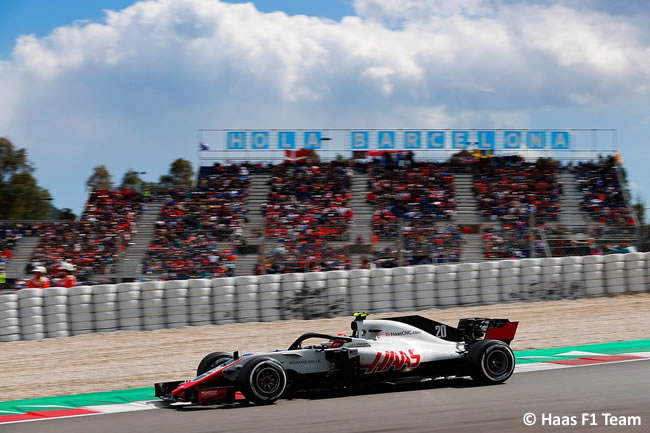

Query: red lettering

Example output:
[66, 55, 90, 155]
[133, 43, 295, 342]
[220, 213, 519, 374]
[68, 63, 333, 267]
[383, 351, 397, 372]
[376, 351, 392, 372]
[363, 352, 382, 373]
[408, 349, 421, 368]
[392, 351, 405, 370]
[400, 351, 411, 368]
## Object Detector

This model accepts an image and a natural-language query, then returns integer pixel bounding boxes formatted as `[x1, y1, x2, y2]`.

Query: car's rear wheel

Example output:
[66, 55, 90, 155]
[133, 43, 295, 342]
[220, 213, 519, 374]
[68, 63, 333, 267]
[238, 357, 287, 404]
[196, 352, 232, 376]
[467, 340, 515, 384]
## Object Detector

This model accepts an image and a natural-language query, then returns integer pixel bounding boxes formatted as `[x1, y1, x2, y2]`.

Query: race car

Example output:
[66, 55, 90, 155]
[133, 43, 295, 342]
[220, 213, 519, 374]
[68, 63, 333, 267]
[155, 313, 518, 405]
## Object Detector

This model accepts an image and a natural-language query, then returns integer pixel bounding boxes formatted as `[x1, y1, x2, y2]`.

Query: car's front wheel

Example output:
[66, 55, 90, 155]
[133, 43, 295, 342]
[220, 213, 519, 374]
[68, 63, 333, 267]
[196, 352, 233, 376]
[467, 340, 515, 384]
[238, 357, 287, 404]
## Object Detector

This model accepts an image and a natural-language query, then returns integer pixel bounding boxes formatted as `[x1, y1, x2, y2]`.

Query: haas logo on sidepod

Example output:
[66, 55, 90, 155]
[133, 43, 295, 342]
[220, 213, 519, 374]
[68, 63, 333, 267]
[361, 349, 421, 374]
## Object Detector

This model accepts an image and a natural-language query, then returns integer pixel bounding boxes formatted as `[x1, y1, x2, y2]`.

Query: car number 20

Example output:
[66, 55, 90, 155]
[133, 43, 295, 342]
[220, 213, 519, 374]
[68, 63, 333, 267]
[434, 325, 447, 338]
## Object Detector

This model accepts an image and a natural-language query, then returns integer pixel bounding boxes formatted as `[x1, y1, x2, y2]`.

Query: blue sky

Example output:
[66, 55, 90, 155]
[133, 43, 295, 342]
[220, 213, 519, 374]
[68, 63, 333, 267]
[0, 0, 648, 215]
[0, 0, 354, 57]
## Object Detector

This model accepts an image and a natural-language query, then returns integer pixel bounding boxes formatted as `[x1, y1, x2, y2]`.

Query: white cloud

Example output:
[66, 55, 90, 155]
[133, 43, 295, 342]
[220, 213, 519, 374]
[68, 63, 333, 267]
[0, 0, 649, 211]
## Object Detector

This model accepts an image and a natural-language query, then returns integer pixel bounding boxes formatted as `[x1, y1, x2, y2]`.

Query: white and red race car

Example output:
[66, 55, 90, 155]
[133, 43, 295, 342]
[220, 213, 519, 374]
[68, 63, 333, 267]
[155, 314, 519, 405]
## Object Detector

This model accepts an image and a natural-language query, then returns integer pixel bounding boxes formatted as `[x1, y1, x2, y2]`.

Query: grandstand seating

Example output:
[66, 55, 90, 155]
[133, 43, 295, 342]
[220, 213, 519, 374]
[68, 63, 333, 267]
[260, 162, 353, 273]
[473, 155, 562, 223]
[141, 164, 249, 279]
[30, 188, 143, 282]
[1, 224, 39, 261]
[402, 223, 464, 264]
[365, 161, 457, 265]
[574, 156, 635, 229]
[482, 223, 549, 259]
[367, 162, 455, 239]
[2, 154, 638, 287]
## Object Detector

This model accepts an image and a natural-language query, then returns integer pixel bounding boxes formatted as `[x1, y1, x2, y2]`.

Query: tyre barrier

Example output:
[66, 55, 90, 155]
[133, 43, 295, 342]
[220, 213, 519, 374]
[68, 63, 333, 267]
[43, 287, 69, 338]
[141, 281, 166, 330]
[0, 293, 19, 342]
[1, 252, 649, 342]
[165, 280, 189, 328]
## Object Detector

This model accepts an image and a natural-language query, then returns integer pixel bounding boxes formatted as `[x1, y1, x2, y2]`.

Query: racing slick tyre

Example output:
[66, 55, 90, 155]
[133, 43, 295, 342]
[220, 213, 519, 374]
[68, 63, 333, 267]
[196, 352, 233, 376]
[467, 340, 515, 385]
[238, 357, 287, 405]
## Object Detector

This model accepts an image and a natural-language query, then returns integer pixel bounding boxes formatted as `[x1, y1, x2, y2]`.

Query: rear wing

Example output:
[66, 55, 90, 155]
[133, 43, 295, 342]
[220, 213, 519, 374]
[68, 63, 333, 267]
[383, 315, 518, 345]
[458, 318, 519, 345]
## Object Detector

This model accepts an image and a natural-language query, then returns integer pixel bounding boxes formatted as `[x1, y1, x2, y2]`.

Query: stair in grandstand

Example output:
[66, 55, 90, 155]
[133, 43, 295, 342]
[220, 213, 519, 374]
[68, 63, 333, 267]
[118, 200, 166, 279]
[235, 173, 271, 275]
[557, 172, 592, 230]
[235, 252, 260, 276]
[244, 174, 270, 241]
[5, 236, 41, 280]
[344, 172, 375, 246]
[461, 233, 485, 263]
[452, 173, 481, 225]
[335, 172, 397, 256]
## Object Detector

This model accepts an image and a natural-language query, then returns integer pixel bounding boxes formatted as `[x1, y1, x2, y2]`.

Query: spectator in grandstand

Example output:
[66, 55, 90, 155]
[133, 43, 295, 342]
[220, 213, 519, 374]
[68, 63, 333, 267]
[360, 255, 374, 270]
[259, 162, 354, 274]
[473, 156, 561, 223]
[482, 223, 547, 259]
[574, 156, 635, 231]
[372, 247, 400, 268]
[30, 188, 143, 281]
[263, 236, 351, 274]
[367, 162, 456, 240]
[606, 240, 637, 254]
[27, 266, 51, 288]
[143, 164, 248, 279]
[403, 223, 464, 264]
[0, 223, 41, 260]
[586, 237, 603, 255]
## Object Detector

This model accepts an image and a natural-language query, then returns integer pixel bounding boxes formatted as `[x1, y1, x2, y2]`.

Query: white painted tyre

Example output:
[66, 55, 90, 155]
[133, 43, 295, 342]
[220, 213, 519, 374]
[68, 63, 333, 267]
[18, 297, 43, 308]
[95, 311, 119, 321]
[119, 299, 140, 310]
[22, 333, 46, 341]
[212, 277, 235, 287]
[0, 309, 18, 320]
[68, 304, 93, 314]
[70, 312, 93, 323]
[0, 301, 18, 312]
[44, 313, 67, 324]
[189, 287, 212, 297]
[43, 287, 67, 297]
[117, 291, 140, 302]
[167, 306, 187, 315]
[47, 330, 69, 338]
[142, 290, 164, 300]
[21, 323, 45, 334]
[120, 317, 142, 327]
[141, 281, 165, 291]
[0, 325, 20, 336]
[165, 288, 188, 298]
[69, 286, 93, 296]
[142, 298, 164, 309]
[0, 317, 19, 327]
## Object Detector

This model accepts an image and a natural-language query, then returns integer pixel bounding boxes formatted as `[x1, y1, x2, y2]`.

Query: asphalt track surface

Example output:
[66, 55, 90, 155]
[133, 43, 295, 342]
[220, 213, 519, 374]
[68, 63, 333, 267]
[6, 360, 649, 433]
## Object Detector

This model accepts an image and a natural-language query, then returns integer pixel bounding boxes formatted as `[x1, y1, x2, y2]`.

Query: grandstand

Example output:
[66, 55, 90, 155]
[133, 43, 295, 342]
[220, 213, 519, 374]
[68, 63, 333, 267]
[0, 129, 641, 288]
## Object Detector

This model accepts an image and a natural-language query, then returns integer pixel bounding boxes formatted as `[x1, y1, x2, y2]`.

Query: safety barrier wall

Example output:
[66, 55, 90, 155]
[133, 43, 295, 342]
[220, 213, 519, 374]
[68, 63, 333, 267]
[1, 253, 649, 342]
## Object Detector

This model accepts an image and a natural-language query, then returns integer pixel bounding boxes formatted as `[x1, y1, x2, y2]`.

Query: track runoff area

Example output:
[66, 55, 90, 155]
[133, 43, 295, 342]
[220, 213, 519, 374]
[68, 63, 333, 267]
[1, 339, 649, 431]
